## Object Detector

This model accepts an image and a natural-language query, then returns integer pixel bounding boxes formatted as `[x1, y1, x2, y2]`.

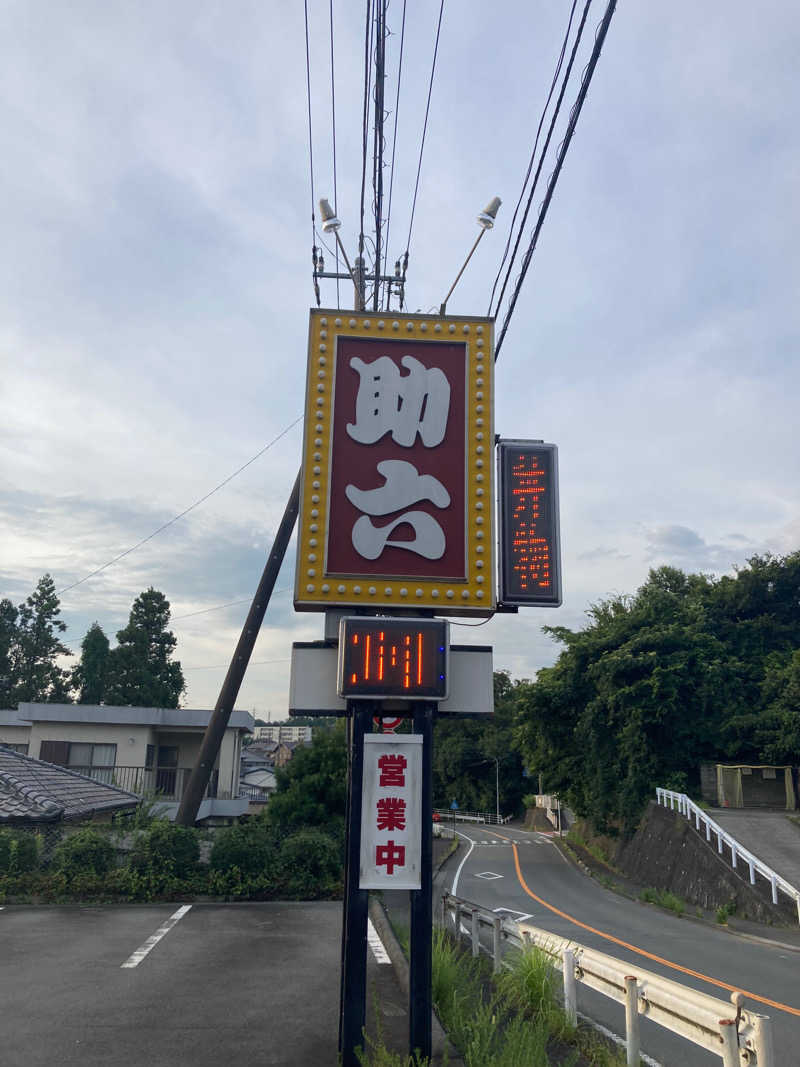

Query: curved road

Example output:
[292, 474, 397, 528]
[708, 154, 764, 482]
[434, 823, 800, 1067]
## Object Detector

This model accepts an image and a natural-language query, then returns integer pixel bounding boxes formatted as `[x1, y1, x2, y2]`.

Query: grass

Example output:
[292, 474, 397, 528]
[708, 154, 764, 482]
[565, 830, 618, 872]
[639, 887, 685, 917]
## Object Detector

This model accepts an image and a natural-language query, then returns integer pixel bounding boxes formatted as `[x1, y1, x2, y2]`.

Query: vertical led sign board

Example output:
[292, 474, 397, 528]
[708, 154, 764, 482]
[498, 440, 562, 607]
[295, 310, 495, 615]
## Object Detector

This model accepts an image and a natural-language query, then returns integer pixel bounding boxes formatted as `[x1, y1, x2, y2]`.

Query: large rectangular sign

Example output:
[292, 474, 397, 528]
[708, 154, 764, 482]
[294, 310, 495, 615]
[498, 440, 562, 606]
[360, 734, 422, 890]
[337, 617, 449, 700]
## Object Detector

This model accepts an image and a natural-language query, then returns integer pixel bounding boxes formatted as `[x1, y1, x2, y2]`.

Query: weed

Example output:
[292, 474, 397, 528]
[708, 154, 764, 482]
[639, 887, 685, 917]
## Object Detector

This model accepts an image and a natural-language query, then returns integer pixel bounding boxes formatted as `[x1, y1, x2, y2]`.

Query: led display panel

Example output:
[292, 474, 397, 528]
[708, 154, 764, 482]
[498, 441, 562, 607]
[338, 617, 449, 700]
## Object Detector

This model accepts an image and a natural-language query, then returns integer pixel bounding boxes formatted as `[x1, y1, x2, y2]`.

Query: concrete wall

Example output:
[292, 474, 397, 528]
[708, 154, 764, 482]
[28, 721, 156, 768]
[616, 801, 796, 924]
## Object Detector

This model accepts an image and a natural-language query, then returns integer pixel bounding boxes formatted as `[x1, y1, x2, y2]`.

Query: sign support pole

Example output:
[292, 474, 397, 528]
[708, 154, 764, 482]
[409, 701, 434, 1062]
[339, 701, 372, 1066]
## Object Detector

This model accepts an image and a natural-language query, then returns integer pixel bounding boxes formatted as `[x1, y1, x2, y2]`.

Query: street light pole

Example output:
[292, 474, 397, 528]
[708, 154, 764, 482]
[495, 757, 500, 824]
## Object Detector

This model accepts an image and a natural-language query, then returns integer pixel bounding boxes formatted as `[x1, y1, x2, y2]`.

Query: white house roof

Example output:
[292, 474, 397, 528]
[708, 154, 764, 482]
[9, 703, 254, 732]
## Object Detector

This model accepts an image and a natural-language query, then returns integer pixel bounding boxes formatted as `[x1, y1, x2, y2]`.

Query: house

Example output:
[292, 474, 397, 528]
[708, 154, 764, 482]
[0, 703, 254, 823]
[0, 745, 139, 826]
[253, 724, 313, 744]
[274, 739, 311, 768]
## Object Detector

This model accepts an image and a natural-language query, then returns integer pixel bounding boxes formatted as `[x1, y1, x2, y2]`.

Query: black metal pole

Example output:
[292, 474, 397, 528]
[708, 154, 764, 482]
[409, 702, 434, 1062]
[339, 703, 372, 1065]
[175, 469, 301, 826]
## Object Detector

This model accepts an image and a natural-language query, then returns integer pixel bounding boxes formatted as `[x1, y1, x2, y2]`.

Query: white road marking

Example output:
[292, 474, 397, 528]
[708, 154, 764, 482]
[367, 918, 391, 964]
[450, 829, 477, 896]
[121, 904, 192, 968]
[475, 871, 503, 880]
[493, 908, 533, 923]
[577, 1012, 662, 1067]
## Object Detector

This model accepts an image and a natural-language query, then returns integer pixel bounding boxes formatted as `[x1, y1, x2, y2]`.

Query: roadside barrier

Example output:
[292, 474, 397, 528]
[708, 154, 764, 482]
[441, 892, 773, 1067]
[656, 788, 800, 924]
[432, 808, 512, 826]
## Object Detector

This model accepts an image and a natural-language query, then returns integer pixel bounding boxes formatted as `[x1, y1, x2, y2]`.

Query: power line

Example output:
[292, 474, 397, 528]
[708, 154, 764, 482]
[381, 0, 406, 311]
[329, 0, 340, 309]
[495, 0, 618, 360]
[184, 657, 291, 672]
[171, 588, 290, 624]
[488, 0, 579, 316]
[492, 0, 593, 325]
[56, 416, 303, 597]
[403, 0, 445, 285]
[303, 0, 320, 306]
[358, 0, 374, 267]
[371, 0, 388, 311]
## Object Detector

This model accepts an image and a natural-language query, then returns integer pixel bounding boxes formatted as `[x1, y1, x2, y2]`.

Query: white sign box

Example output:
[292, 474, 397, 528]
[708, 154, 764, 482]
[359, 734, 422, 890]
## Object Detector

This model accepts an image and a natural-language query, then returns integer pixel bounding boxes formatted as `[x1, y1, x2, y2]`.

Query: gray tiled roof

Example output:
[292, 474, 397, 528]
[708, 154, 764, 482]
[0, 746, 139, 824]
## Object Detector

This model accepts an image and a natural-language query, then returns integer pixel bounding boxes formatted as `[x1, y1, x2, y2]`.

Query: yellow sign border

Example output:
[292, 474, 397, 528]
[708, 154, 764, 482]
[294, 309, 495, 616]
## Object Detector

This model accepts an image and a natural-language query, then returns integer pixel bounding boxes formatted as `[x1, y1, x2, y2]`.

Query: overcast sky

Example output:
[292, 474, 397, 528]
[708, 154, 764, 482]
[2, 1, 797, 717]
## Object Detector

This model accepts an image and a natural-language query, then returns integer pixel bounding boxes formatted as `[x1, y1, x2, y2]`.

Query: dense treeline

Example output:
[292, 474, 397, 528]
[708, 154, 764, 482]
[514, 553, 800, 831]
[0, 576, 185, 709]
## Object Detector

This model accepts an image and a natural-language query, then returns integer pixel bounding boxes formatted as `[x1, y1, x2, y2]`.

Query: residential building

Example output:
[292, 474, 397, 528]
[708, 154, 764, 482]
[0, 703, 254, 822]
[253, 724, 313, 744]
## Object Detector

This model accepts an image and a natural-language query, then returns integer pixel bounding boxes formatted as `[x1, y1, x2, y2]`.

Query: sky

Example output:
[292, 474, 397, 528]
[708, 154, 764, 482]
[1, 1, 798, 718]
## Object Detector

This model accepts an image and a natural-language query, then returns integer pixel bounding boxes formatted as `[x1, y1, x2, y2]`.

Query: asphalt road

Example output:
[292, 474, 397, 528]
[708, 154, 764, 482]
[433, 824, 800, 1067]
[0, 900, 404, 1067]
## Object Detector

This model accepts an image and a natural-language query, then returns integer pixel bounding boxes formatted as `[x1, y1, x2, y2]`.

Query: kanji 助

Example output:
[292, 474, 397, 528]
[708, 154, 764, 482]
[347, 355, 451, 447]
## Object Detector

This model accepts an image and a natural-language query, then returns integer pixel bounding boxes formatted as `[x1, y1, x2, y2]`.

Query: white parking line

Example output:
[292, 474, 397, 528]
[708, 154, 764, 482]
[121, 904, 192, 968]
[367, 918, 391, 964]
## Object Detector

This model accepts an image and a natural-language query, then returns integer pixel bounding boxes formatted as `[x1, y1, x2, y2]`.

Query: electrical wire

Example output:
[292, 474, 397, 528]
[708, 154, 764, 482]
[56, 416, 304, 597]
[403, 0, 444, 280]
[329, 0, 340, 309]
[381, 0, 407, 311]
[495, 0, 618, 360]
[358, 0, 374, 268]
[371, 0, 388, 311]
[183, 657, 291, 672]
[492, 0, 593, 326]
[303, 0, 319, 306]
[488, 0, 579, 316]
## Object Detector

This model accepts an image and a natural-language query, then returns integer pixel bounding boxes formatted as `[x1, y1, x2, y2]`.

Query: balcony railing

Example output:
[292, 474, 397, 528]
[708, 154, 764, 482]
[71, 765, 221, 801]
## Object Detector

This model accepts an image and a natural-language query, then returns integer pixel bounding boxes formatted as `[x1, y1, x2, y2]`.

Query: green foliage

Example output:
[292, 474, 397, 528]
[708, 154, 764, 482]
[277, 828, 342, 898]
[515, 554, 800, 830]
[639, 887, 685, 916]
[72, 622, 110, 704]
[0, 829, 40, 874]
[433, 671, 526, 816]
[104, 588, 185, 708]
[210, 811, 279, 877]
[53, 828, 115, 876]
[266, 722, 347, 838]
[3, 575, 73, 706]
[130, 819, 199, 878]
[716, 903, 733, 924]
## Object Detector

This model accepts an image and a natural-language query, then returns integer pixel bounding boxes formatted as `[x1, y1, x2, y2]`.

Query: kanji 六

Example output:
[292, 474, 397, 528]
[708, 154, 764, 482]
[375, 839, 406, 875]
[378, 753, 407, 787]
[376, 796, 406, 831]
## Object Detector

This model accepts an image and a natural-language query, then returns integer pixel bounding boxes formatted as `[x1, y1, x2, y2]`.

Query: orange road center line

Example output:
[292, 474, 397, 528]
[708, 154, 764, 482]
[485, 835, 800, 1019]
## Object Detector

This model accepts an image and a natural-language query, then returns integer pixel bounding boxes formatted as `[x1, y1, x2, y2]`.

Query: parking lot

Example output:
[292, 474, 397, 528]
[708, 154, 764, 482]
[0, 901, 397, 1066]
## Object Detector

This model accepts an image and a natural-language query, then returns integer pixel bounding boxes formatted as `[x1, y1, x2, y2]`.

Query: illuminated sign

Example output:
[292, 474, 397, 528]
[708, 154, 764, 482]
[360, 734, 422, 889]
[337, 617, 448, 700]
[294, 311, 495, 615]
[498, 441, 562, 607]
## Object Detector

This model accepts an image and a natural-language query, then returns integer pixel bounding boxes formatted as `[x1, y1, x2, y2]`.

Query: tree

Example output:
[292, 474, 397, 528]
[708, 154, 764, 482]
[266, 723, 348, 839]
[0, 599, 19, 708]
[72, 622, 110, 704]
[12, 575, 72, 705]
[104, 589, 185, 708]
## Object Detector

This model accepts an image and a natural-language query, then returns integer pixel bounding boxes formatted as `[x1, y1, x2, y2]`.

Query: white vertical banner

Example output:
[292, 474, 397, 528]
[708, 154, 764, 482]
[360, 734, 422, 890]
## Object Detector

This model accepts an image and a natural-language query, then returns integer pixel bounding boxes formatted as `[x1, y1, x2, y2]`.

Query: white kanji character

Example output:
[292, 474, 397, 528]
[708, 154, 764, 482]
[352, 511, 446, 560]
[346, 355, 451, 447]
[345, 460, 450, 516]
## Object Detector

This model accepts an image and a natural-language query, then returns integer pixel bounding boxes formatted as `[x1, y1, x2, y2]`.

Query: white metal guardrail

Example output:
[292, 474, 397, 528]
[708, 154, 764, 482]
[432, 808, 512, 826]
[656, 788, 800, 924]
[441, 892, 773, 1067]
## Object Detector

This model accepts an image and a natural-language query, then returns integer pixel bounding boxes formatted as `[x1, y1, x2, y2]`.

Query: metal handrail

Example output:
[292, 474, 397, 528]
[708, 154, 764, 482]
[656, 788, 800, 923]
[432, 808, 512, 826]
[442, 892, 773, 1067]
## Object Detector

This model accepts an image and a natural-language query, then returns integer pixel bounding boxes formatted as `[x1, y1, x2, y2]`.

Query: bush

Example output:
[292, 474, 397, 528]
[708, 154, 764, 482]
[210, 813, 278, 877]
[277, 828, 342, 898]
[130, 820, 199, 878]
[53, 828, 115, 876]
[0, 830, 40, 874]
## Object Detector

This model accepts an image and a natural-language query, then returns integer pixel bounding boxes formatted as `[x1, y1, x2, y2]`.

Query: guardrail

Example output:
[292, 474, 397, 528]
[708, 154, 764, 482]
[656, 788, 800, 924]
[441, 892, 773, 1067]
[432, 808, 512, 826]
